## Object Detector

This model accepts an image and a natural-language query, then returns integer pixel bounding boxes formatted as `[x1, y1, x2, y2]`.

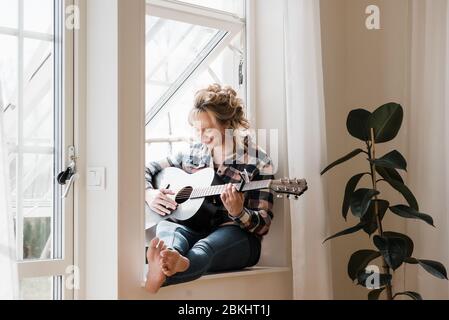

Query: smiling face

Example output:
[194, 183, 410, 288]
[191, 111, 226, 148]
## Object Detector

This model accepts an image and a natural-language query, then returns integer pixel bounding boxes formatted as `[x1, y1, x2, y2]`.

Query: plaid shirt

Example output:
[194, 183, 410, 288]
[145, 138, 275, 238]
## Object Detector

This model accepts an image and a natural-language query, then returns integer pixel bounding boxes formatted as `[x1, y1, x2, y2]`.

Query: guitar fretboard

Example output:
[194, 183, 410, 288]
[190, 180, 272, 199]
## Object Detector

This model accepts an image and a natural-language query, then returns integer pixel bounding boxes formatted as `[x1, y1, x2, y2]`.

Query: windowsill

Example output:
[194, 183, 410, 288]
[141, 266, 291, 288]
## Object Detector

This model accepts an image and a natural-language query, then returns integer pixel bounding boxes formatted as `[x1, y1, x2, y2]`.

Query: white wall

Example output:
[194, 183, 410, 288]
[85, 0, 119, 299]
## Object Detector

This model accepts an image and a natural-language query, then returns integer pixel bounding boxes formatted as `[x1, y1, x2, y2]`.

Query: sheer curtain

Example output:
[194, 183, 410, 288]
[283, 0, 333, 299]
[406, 0, 449, 299]
[0, 82, 18, 300]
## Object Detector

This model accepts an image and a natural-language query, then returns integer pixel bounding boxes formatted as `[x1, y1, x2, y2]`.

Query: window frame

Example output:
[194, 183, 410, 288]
[8, 0, 75, 300]
[145, 0, 247, 126]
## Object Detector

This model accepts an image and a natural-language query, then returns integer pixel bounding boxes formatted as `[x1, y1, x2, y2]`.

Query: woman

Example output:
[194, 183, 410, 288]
[144, 84, 275, 294]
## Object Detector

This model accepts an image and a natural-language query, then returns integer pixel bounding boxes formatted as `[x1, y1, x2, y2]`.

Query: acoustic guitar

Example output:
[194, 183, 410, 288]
[145, 167, 308, 230]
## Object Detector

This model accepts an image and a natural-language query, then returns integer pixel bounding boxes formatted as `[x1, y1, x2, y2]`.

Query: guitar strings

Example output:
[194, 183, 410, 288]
[164, 181, 273, 201]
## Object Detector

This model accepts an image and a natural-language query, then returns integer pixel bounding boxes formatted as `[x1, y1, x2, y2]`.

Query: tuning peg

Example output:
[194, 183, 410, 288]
[286, 195, 290, 199]
[277, 194, 284, 199]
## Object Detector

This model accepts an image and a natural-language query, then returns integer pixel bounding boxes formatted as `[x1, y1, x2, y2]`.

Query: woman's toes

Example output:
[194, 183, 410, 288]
[149, 237, 159, 249]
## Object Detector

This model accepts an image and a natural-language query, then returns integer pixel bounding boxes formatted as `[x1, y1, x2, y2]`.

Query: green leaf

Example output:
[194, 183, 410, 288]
[405, 258, 448, 280]
[357, 271, 392, 288]
[323, 223, 365, 243]
[376, 166, 404, 184]
[389, 205, 434, 227]
[373, 235, 407, 270]
[369, 103, 404, 144]
[393, 291, 423, 300]
[372, 150, 407, 172]
[347, 109, 372, 142]
[382, 178, 419, 211]
[348, 250, 381, 281]
[342, 173, 368, 220]
[383, 231, 414, 258]
[350, 189, 380, 218]
[368, 288, 385, 300]
[321, 149, 365, 175]
[361, 200, 389, 236]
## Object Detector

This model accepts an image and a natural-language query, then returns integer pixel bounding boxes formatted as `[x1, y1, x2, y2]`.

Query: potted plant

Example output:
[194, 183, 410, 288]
[321, 103, 447, 300]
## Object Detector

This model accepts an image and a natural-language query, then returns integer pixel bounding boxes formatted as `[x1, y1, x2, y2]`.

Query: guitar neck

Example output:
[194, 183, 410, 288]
[190, 180, 272, 199]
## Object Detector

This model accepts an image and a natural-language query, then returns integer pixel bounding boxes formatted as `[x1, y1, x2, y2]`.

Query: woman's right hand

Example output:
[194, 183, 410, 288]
[146, 189, 178, 216]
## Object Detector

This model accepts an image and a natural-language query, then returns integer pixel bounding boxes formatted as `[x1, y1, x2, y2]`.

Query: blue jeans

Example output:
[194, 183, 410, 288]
[155, 221, 262, 287]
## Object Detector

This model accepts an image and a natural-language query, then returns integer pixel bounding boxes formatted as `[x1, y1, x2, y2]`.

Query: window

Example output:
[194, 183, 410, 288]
[145, 0, 247, 162]
[0, 0, 74, 300]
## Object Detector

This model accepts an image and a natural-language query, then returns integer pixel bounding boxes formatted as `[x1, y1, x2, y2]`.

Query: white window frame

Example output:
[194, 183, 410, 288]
[145, 0, 247, 126]
[8, 0, 75, 300]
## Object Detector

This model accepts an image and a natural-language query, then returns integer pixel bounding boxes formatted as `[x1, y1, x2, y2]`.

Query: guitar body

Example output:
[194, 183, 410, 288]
[145, 167, 218, 231]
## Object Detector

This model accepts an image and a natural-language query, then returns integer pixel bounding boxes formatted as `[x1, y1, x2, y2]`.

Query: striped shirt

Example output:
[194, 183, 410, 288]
[145, 138, 275, 238]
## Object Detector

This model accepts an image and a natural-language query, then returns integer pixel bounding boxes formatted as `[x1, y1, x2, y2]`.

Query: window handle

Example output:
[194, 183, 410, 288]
[239, 58, 244, 86]
[57, 146, 78, 198]
[61, 173, 78, 199]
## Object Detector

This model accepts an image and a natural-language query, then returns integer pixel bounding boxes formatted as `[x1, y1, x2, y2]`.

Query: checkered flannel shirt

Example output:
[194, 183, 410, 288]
[145, 139, 275, 238]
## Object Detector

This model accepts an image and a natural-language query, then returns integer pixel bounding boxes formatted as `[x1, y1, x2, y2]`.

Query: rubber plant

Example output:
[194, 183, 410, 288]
[321, 103, 448, 300]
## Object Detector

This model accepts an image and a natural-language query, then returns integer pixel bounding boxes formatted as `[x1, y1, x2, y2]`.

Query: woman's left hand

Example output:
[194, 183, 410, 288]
[221, 184, 245, 217]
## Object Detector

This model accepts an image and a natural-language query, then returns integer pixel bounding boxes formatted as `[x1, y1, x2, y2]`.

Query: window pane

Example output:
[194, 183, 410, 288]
[146, 30, 245, 161]
[0, 1, 58, 262]
[23, 38, 54, 145]
[0, 0, 18, 29]
[0, 34, 18, 142]
[24, 0, 54, 34]
[22, 153, 54, 260]
[177, 0, 245, 17]
[146, 15, 221, 114]
[20, 277, 53, 300]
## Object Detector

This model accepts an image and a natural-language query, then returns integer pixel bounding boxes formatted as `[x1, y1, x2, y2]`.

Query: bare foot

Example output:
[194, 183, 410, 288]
[145, 238, 167, 294]
[160, 248, 190, 277]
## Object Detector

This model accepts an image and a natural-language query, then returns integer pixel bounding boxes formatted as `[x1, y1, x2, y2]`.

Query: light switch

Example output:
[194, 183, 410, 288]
[87, 167, 106, 191]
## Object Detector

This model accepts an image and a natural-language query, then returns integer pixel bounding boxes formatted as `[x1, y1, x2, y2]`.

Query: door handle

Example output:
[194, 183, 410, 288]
[57, 146, 77, 198]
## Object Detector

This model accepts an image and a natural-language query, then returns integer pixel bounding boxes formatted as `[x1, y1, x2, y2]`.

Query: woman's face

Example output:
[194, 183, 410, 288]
[192, 111, 226, 148]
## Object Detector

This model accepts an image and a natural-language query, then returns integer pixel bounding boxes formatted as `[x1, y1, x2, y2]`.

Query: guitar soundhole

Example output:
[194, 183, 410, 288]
[175, 186, 193, 204]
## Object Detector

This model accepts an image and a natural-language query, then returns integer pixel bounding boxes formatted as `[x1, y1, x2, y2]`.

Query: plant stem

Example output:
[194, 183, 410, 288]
[369, 128, 394, 300]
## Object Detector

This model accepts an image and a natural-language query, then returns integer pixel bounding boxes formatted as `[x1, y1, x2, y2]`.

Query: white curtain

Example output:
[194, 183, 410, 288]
[406, 0, 449, 299]
[0, 82, 19, 300]
[283, 0, 333, 299]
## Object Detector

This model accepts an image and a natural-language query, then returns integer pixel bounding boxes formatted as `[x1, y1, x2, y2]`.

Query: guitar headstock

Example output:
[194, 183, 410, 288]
[269, 178, 308, 199]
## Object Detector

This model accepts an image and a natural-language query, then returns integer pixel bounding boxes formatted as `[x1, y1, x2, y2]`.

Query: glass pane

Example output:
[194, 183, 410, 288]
[23, 38, 54, 145]
[177, 0, 245, 17]
[24, 0, 54, 34]
[146, 30, 245, 162]
[0, 2, 58, 262]
[0, 0, 18, 29]
[0, 34, 18, 142]
[146, 15, 221, 113]
[20, 277, 53, 300]
[22, 153, 54, 260]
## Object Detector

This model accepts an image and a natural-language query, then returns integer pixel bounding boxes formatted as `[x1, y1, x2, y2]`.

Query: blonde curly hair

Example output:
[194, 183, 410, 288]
[189, 83, 250, 130]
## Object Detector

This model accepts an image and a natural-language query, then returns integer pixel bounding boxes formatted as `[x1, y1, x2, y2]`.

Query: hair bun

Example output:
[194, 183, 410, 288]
[192, 83, 250, 130]
[223, 86, 237, 98]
